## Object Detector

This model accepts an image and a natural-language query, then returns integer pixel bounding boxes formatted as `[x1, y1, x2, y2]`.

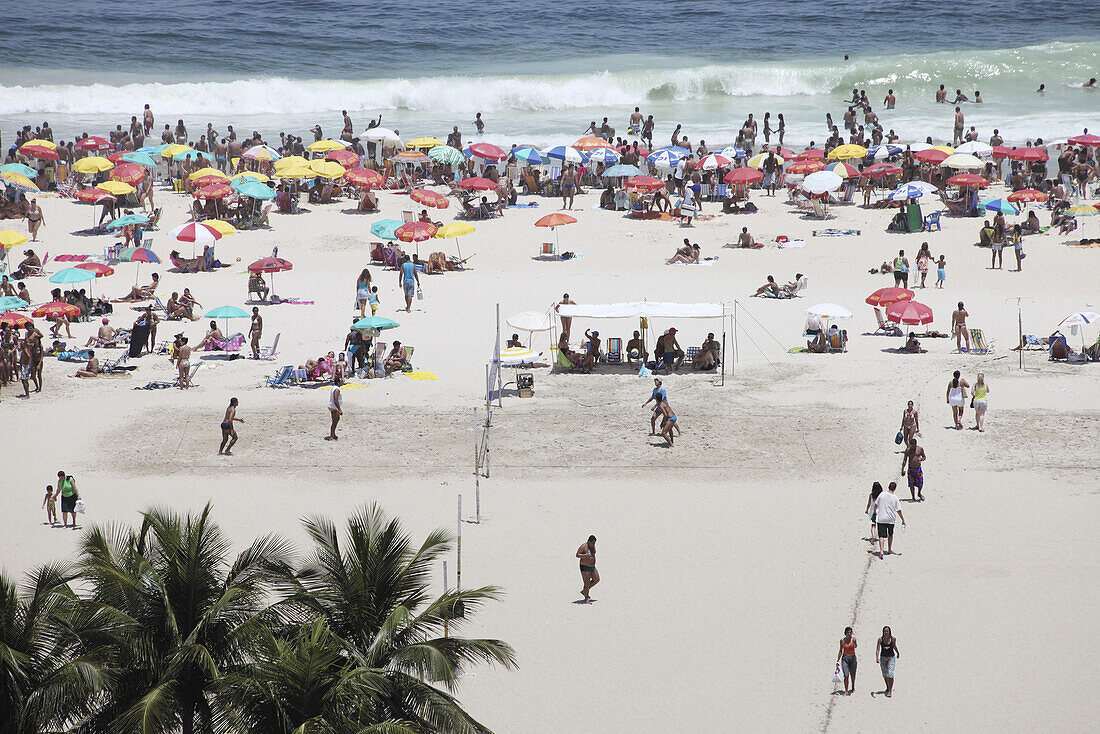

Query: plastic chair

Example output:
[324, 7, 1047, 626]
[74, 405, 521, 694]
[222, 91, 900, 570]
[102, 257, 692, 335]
[922, 211, 942, 232]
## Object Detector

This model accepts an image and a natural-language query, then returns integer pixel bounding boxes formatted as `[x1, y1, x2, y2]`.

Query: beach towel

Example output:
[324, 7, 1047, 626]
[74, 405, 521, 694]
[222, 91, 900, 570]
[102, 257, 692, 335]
[778, 239, 806, 248]
[510, 202, 540, 208]
[788, 347, 810, 353]
[812, 228, 861, 236]
[53, 254, 91, 262]
[405, 371, 438, 380]
[57, 349, 92, 362]
[671, 259, 717, 266]
[133, 381, 176, 390]
[556, 252, 585, 261]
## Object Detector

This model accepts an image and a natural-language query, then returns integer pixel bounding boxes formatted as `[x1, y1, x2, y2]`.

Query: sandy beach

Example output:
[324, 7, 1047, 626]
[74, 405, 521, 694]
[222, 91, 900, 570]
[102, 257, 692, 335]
[2, 150, 1098, 733]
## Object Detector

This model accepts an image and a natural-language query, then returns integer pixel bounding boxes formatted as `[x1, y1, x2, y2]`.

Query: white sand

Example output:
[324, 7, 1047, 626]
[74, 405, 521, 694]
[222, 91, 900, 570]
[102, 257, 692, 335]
[2, 177, 1098, 731]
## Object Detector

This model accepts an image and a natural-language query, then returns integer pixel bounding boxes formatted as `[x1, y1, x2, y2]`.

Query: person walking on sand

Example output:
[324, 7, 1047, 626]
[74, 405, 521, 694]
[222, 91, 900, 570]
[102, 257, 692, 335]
[901, 439, 926, 501]
[560, 164, 578, 210]
[326, 374, 343, 441]
[219, 397, 243, 455]
[972, 372, 989, 432]
[865, 482, 882, 546]
[57, 471, 79, 529]
[249, 307, 262, 360]
[642, 377, 667, 434]
[946, 369, 969, 429]
[25, 199, 44, 241]
[951, 302, 970, 352]
[577, 535, 599, 603]
[657, 396, 679, 447]
[876, 627, 900, 697]
[837, 627, 858, 695]
[900, 400, 920, 446]
[399, 254, 419, 312]
[874, 481, 905, 558]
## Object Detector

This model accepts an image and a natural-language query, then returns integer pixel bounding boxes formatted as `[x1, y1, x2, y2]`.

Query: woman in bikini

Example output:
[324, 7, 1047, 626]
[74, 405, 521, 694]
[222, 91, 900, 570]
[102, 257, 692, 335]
[25, 199, 44, 241]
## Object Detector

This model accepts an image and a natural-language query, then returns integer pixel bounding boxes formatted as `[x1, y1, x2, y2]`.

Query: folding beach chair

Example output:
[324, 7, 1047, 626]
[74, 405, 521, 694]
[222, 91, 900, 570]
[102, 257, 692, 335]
[604, 337, 622, 364]
[874, 308, 903, 336]
[827, 330, 847, 352]
[538, 241, 557, 260]
[969, 328, 994, 354]
[257, 333, 280, 360]
[554, 347, 589, 373]
[685, 346, 700, 366]
[812, 199, 828, 219]
[266, 365, 294, 388]
[713, 183, 728, 201]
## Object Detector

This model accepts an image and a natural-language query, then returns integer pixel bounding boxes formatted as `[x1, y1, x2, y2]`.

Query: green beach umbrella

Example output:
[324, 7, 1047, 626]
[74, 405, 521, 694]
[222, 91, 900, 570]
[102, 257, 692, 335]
[231, 178, 275, 200]
[352, 316, 400, 330]
[105, 213, 151, 229]
[0, 163, 39, 178]
[49, 267, 97, 284]
[173, 149, 214, 162]
[428, 145, 466, 167]
[122, 151, 157, 168]
[204, 304, 249, 334]
[370, 219, 402, 240]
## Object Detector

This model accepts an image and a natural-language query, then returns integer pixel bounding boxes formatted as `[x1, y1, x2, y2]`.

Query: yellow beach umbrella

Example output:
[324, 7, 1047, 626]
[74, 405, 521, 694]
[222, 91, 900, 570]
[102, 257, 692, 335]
[96, 180, 135, 195]
[407, 137, 445, 149]
[0, 229, 30, 248]
[230, 171, 270, 183]
[932, 145, 955, 155]
[20, 139, 57, 150]
[274, 165, 315, 179]
[434, 222, 475, 239]
[189, 167, 228, 181]
[827, 144, 868, 160]
[73, 156, 115, 174]
[747, 153, 784, 169]
[205, 219, 237, 236]
[0, 171, 40, 191]
[306, 139, 347, 152]
[159, 144, 191, 159]
[309, 160, 347, 179]
[274, 155, 309, 170]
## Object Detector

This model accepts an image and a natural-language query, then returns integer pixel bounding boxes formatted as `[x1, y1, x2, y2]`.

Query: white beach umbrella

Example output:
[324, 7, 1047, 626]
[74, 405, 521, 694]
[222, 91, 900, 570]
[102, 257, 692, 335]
[1058, 311, 1100, 350]
[717, 145, 747, 159]
[954, 141, 993, 157]
[802, 170, 844, 194]
[941, 153, 984, 169]
[507, 311, 552, 332]
[363, 127, 402, 144]
[805, 303, 853, 320]
[907, 143, 932, 153]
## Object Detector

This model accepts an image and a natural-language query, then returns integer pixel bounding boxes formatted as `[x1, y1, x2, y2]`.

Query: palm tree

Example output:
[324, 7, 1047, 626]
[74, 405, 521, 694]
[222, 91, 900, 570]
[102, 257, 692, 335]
[77, 504, 293, 734]
[282, 504, 517, 734]
[0, 562, 111, 734]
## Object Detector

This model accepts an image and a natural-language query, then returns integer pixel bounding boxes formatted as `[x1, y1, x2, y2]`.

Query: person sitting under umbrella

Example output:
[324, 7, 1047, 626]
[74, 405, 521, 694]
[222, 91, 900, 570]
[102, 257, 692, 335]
[384, 340, 408, 373]
[194, 320, 225, 351]
[249, 271, 269, 302]
[902, 333, 927, 353]
[119, 272, 159, 301]
[507, 333, 523, 348]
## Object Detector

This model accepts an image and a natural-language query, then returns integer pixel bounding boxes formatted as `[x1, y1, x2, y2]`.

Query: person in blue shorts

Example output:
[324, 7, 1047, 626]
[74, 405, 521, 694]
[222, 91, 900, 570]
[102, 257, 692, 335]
[642, 377, 667, 434]
[399, 254, 419, 312]
[657, 396, 679, 447]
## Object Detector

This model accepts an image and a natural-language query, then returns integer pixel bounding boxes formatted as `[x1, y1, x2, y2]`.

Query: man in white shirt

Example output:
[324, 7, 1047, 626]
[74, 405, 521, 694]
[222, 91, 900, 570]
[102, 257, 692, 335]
[875, 482, 906, 559]
[326, 374, 343, 441]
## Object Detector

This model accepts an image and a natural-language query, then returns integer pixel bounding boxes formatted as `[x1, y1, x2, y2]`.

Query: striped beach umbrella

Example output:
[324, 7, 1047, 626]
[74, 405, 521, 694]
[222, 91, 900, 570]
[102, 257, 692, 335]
[510, 146, 544, 165]
[243, 144, 282, 161]
[586, 147, 620, 165]
[546, 146, 588, 164]
[428, 145, 467, 166]
[695, 154, 732, 171]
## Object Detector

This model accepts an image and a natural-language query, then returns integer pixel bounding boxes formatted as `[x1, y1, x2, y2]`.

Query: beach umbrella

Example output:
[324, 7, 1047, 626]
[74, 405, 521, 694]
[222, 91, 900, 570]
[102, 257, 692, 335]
[230, 171, 270, 183]
[773, 147, 797, 159]
[326, 149, 360, 167]
[824, 161, 859, 178]
[109, 162, 146, 185]
[73, 156, 114, 174]
[96, 180, 135, 196]
[21, 139, 56, 150]
[433, 221, 475, 262]
[1067, 133, 1100, 147]
[0, 230, 29, 249]
[625, 175, 665, 192]
[49, 267, 97, 285]
[345, 167, 384, 188]
[648, 147, 687, 169]
[19, 144, 58, 160]
[191, 173, 228, 189]
[724, 168, 764, 185]
[586, 147, 620, 165]
[75, 136, 111, 152]
[169, 222, 222, 246]
[695, 154, 733, 171]
[275, 166, 316, 180]
[1007, 147, 1047, 162]
[395, 221, 438, 257]
[352, 316, 400, 331]
[786, 159, 825, 175]
[802, 170, 844, 195]
[991, 145, 1014, 160]
[242, 144, 282, 161]
[954, 141, 993, 156]
[0, 163, 39, 178]
[1057, 311, 1100, 351]
[274, 155, 309, 170]
[189, 167, 227, 182]
[602, 164, 643, 178]
[173, 149, 214, 162]
[233, 178, 275, 200]
[428, 145, 467, 167]
[914, 148, 948, 164]
[1007, 189, 1048, 204]
[406, 137, 445, 149]
[137, 143, 170, 155]
[308, 160, 347, 179]
[827, 144, 868, 160]
[867, 144, 903, 160]
[458, 177, 498, 191]
[157, 144, 190, 160]
[469, 143, 507, 162]
[0, 311, 32, 327]
[942, 153, 983, 169]
[362, 127, 401, 144]
[717, 145, 747, 159]
[887, 300, 934, 327]
[507, 311, 552, 332]
[946, 173, 988, 187]
[574, 136, 615, 151]
[866, 287, 915, 307]
[370, 219, 402, 240]
[888, 183, 932, 201]
[0, 296, 29, 310]
[0, 171, 39, 192]
[794, 148, 825, 160]
[105, 213, 150, 230]
[195, 182, 233, 200]
[546, 145, 588, 164]
[33, 301, 80, 318]
[76, 262, 115, 278]
[392, 151, 430, 166]
[204, 305, 249, 334]
[747, 153, 784, 170]
[861, 162, 901, 179]
[619, 144, 651, 157]
[410, 189, 449, 209]
[204, 220, 237, 236]
[510, 146, 544, 165]
[120, 247, 160, 263]
[933, 145, 955, 154]
[1066, 205, 1098, 216]
[306, 139, 347, 152]
[979, 198, 1020, 215]
[535, 212, 576, 251]
[121, 151, 157, 168]
[805, 303, 852, 320]
[74, 187, 114, 203]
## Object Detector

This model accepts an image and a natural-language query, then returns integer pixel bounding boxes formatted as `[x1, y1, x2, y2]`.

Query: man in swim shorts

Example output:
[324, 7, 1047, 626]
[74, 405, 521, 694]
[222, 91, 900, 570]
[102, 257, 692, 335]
[576, 534, 599, 603]
[219, 397, 243, 455]
[901, 438, 926, 501]
[560, 164, 578, 210]
[642, 377, 667, 434]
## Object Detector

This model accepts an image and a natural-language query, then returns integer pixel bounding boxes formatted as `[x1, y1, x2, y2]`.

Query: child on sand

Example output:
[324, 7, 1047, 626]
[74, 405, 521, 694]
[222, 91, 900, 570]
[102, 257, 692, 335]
[368, 286, 380, 315]
[936, 255, 946, 288]
[43, 484, 57, 525]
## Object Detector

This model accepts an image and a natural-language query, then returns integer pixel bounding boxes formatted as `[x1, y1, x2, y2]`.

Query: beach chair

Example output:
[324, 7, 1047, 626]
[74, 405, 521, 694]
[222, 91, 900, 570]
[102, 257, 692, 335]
[713, 183, 728, 201]
[969, 328, 994, 354]
[793, 196, 814, 211]
[1018, 334, 1046, 351]
[786, 275, 808, 297]
[266, 365, 294, 388]
[827, 330, 847, 352]
[685, 346, 700, 366]
[205, 333, 245, 352]
[921, 211, 942, 232]
[176, 362, 201, 387]
[100, 351, 129, 373]
[554, 347, 589, 374]
[604, 337, 622, 364]
[874, 308, 903, 336]
[1048, 333, 1071, 361]
[523, 174, 539, 195]
[840, 182, 855, 203]
[538, 241, 557, 260]
[256, 204, 273, 227]
[257, 333, 280, 360]
[23, 252, 49, 277]
[401, 210, 415, 224]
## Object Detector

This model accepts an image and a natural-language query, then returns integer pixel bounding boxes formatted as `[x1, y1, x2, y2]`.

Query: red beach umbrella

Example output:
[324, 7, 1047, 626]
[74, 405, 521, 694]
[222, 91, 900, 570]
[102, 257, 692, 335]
[0, 312, 32, 327]
[1067, 133, 1100, 147]
[862, 163, 901, 179]
[535, 213, 577, 228]
[774, 147, 797, 159]
[75, 136, 111, 152]
[624, 175, 665, 192]
[618, 144, 650, 157]
[74, 188, 116, 203]
[695, 154, 733, 170]
[194, 182, 233, 200]
[457, 177, 498, 191]
[866, 287, 914, 307]
[786, 160, 825, 175]
[394, 221, 438, 243]
[914, 149, 948, 164]
[33, 301, 81, 319]
[991, 145, 1013, 160]
[325, 149, 360, 167]
[946, 173, 988, 187]
[468, 143, 507, 162]
[20, 144, 58, 160]
[1008, 147, 1047, 162]
[1007, 189, 1048, 203]
[795, 148, 826, 160]
[345, 167, 384, 188]
[76, 262, 115, 278]
[110, 162, 146, 185]
[410, 189, 449, 209]
[887, 300, 934, 326]
[724, 168, 764, 185]
[248, 257, 293, 274]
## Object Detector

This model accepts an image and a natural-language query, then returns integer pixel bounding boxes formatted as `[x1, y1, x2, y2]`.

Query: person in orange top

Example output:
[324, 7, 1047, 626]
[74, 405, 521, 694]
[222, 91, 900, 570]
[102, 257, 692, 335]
[837, 626, 858, 695]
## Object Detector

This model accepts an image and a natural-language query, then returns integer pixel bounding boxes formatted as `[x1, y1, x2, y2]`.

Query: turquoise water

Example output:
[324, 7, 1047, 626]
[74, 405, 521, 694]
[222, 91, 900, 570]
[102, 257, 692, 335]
[1, 0, 1097, 146]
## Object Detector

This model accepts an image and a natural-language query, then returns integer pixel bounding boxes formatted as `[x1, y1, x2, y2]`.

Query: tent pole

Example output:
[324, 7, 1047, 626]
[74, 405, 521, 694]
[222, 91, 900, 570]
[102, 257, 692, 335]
[733, 301, 740, 374]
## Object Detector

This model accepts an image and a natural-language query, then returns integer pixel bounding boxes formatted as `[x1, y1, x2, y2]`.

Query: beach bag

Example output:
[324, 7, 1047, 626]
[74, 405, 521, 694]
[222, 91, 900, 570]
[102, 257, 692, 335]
[638, 363, 650, 378]
[832, 663, 843, 683]
[894, 431, 904, 445]
[74, 499, 86, 514]
[416, 287, 423, 301]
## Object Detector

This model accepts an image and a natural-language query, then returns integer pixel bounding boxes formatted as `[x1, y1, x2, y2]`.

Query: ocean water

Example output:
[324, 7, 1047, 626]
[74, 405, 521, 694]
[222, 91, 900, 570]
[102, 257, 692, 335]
[1, 0, 1098, 148]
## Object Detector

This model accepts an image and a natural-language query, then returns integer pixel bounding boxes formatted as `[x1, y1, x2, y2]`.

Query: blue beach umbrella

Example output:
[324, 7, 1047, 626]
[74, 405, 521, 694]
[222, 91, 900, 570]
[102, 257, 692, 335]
[49, 267, 97, 285]
[138, 144, 171, 155]
[370, 219, 402, 240]
[121, 151, 157, 168]
[0, 163, 38, 178]
[647, 147, 687, 169]
[980, 198, 1020, 215]
[602, 164, 643, 178]
[510, 146, 544, 165]
[888, 183, 932, 201]
[717, 145, 747, 159]
[105, 214, 151, 229]
[868, 144, 903, 160]
[0, 296, 29, 310]
[232, 178, 275, 200]
[173, 150, 214, 162]
[586, 147, 620, 165]
[352, 316, 400, 331]
[545, 145, 589, 164]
